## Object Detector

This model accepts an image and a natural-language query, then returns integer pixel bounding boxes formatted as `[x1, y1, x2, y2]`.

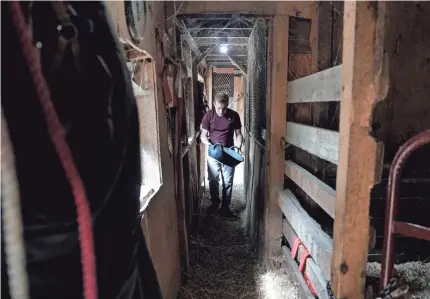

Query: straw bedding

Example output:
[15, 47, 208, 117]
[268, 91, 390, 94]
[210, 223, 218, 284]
[178, 165, 299, 299]
[367, 261, 430, 299]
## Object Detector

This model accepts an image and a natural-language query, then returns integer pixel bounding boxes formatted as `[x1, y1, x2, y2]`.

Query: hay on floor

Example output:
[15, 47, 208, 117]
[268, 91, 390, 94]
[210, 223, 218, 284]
[367, 261, 430, 299]
[259, 270, 299, 299]
[178, 165, 299, 299]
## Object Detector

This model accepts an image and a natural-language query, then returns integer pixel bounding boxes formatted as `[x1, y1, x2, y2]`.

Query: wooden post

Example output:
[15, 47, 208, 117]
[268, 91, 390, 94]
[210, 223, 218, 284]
[190, 60, 198, 137]
[263, 15, 289, 265]
[207, 67, 213, 109]
[331, 2, 387, 298]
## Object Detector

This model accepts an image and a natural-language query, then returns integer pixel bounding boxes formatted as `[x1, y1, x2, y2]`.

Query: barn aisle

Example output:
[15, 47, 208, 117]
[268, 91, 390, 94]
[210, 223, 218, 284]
[178, 165, 300, 299]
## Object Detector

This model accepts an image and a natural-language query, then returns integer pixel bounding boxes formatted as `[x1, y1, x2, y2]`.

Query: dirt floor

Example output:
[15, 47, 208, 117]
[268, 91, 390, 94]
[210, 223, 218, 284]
[178, 165, 300, 299]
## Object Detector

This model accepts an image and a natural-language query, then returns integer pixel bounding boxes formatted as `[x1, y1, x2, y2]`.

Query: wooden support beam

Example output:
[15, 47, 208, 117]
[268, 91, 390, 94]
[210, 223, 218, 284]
[175, 20, 207, 67]
[212, 67, 235, 74]
[126, 50, 151, 62]
[283, 220, 330, 299]
[287, 65, 343, 103]
[194, 36, 249, 45]
[207, 67, 213, 108]
[197, 43, 218, 64]
[181, 131, 200, 159]
[286, 122, 339, 165]
[278, 189, 333, 280]
[285, 160, 336, 218]
[331, 2, 387, 298]
[263, 15, 289, 264]
[225, 53, 247, 77]
[281, 246, 315, 299]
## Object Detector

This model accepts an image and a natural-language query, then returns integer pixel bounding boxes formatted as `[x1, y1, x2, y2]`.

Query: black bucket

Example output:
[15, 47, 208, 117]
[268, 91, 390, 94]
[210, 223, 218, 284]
[208, 144, 244, 168]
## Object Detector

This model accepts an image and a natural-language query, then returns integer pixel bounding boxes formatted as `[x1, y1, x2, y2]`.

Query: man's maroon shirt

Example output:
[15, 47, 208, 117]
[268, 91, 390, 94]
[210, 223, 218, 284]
[201, 108, 242, 147]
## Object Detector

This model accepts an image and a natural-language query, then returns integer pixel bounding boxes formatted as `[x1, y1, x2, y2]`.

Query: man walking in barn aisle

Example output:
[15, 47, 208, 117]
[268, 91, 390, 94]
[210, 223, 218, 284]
[200, 92, 244, 218]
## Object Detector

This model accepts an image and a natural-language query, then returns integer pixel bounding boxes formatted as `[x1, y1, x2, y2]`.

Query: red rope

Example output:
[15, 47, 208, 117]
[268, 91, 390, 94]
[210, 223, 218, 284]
[290, 237, 302, 259]
[8, 2, 98, 299]
[291, 238, 317, 297]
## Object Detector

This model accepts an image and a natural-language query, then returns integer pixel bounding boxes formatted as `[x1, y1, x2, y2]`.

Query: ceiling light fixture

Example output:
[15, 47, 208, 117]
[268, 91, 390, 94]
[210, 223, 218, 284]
[219, 45, 228, 54]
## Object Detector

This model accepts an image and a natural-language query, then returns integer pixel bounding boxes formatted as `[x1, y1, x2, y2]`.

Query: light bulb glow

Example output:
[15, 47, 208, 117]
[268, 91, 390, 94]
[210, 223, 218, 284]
[219, 45, 228, 54]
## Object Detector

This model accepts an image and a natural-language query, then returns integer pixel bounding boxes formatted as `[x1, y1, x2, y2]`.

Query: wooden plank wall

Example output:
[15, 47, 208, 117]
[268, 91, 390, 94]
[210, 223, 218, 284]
[282, 221, 331, 299]
[285, 122, 339, 165]
[278, 190, 333, 280]
[277, 3, 345, 297]
[285, 160, 336, 218]
[176, 38, 206, 274]
[287, 65, 342, 103]
[331, 2, 387, 298]
[281, 73, 338, 299]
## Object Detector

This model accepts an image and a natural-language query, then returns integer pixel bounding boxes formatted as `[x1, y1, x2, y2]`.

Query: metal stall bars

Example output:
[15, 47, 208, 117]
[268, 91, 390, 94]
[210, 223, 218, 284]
[379, 130, 430, 291]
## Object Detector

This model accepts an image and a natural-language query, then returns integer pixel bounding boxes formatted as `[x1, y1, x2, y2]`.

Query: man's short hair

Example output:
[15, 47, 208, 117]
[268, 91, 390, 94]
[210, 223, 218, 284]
[214, 92, 229, 105]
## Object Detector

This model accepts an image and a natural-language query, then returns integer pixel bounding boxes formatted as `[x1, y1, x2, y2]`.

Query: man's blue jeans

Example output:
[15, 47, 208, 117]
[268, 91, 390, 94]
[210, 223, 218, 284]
[207, 156, 235, 208]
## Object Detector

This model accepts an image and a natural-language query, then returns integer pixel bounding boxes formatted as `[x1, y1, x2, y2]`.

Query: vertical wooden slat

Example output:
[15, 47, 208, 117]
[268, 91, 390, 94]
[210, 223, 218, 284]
[263, 15, 289, 264]
[331, 2, 387, 298]
[207, 67, 213, 108]
[175, 74, 190, 278]
[190, 60, 198, 136]
[332, 1, 344, 66]
[314, 1, 333, 183]
[317, 1, 334, 70]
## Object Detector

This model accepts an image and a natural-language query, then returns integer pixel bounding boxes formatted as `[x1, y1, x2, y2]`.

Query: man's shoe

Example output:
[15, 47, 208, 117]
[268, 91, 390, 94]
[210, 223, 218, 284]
[206, 203, 219, 215]
[219, 207, 238, 219]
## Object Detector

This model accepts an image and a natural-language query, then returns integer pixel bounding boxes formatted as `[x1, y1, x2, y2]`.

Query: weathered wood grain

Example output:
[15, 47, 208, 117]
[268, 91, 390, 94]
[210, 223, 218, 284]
[278, 189, 333, 280]
[286, 122, 339, 164]
[283, 219, 331, 298]
[285, 160, 336, 218]
[287, 65, 342, 103]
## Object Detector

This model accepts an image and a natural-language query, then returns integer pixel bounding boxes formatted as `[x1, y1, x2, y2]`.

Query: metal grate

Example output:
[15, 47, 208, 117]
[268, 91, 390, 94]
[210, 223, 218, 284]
[244, 18, 268, 246]
[246, 19, 268, 143]
[212, 73, 234, 99]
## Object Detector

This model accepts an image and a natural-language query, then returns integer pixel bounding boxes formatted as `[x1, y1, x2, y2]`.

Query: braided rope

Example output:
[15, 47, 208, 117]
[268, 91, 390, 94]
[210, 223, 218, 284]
[8, 2, 98, 299]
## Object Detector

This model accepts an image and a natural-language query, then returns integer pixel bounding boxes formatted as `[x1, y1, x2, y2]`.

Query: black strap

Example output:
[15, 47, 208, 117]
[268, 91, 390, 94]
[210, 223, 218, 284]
[50, 1, 81, 74]
[327, 282, 336, 299]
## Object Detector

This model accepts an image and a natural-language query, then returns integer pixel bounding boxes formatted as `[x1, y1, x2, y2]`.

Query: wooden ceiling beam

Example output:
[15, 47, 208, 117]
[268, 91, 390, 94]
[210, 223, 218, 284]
[194, 37, 249, 45]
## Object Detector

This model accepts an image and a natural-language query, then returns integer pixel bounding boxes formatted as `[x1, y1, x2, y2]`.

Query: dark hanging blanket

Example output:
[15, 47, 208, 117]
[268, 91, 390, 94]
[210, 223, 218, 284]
[1, 2, 162, 299]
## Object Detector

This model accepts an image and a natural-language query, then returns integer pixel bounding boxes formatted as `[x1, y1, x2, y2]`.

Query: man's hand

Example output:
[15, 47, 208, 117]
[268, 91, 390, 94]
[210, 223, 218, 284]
[200, 128, 212, 146]
[234, 129, 244, 153]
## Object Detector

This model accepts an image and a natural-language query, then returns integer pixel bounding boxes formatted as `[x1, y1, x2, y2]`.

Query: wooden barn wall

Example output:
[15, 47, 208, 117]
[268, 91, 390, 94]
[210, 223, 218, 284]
[283, 3, 342, 241]
[107, 2, 181, 299]
[369, 2, 430, 257]
[371, 2, 430, 155]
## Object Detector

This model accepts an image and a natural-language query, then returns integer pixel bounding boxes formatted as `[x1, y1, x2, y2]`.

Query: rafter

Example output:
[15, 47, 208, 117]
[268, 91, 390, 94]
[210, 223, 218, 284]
[225, 52, 247, 76]
[194, 37, 249, 45]
[175, 19, 207, 67]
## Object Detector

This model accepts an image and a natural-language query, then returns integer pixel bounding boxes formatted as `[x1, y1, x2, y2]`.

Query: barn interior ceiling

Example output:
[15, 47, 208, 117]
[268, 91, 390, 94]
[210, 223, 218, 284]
[177, 14, 257, 72]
